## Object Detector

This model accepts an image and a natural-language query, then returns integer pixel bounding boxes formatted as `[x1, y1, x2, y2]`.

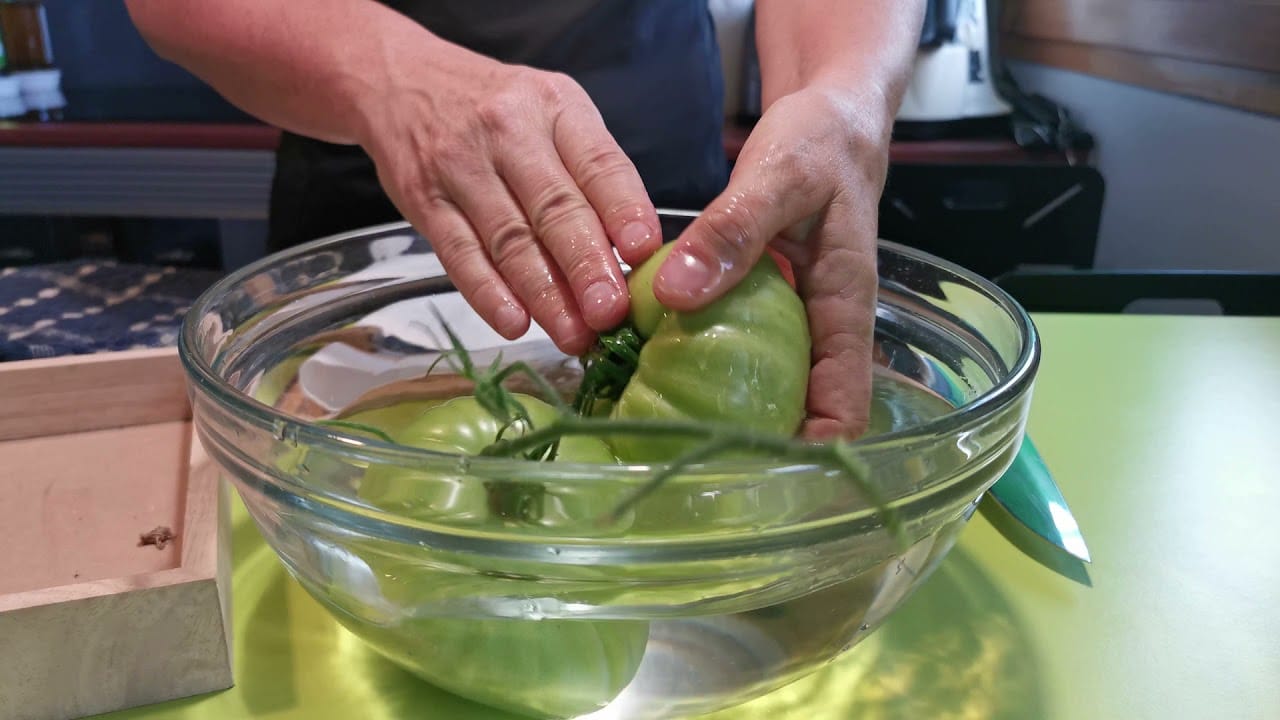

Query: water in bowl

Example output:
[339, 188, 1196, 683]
[270, 368, 978, 720]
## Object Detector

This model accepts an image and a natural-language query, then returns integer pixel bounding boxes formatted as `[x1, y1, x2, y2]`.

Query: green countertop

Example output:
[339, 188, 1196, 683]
[98, 313, 1280, 720]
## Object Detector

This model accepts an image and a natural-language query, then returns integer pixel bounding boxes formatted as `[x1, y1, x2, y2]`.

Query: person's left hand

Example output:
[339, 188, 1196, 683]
[650, 85, 893, 441]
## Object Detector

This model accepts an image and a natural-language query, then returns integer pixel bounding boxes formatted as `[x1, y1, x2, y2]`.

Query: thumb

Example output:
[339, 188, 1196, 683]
[652, 160, 826, 312]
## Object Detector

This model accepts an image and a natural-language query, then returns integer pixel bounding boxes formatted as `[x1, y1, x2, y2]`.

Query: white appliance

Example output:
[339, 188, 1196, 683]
[897, 0, 1011, 124]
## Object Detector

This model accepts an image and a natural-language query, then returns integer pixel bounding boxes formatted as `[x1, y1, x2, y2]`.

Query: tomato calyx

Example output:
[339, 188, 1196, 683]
[572, 325, 643, 418]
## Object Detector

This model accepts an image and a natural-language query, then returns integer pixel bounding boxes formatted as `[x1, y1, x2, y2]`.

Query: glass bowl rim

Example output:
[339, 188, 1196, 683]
[178, 216, 1041, 481]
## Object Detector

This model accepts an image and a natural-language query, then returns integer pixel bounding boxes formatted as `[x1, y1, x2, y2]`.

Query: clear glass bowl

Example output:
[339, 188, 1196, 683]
[179, 212, 1039, 720]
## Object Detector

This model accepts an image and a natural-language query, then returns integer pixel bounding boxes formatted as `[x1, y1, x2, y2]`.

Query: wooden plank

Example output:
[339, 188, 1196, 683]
[0, 348, 190, 441]
[1000, 0, 1280, 74]
[1000, 35, 1280, 117]
[178, 429, 235, 674]
[0, 575, 233, 720]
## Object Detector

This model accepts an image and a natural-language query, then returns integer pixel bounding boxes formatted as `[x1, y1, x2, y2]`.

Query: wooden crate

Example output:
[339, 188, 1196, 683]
[0, 348, 233, 720]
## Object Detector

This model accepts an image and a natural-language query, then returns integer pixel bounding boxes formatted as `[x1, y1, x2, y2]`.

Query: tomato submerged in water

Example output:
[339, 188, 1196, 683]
[357, 393, 619, 526]
[337, 396, 648, 720]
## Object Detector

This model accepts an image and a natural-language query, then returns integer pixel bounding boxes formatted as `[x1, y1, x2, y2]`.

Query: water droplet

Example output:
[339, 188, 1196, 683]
[546, 546, 561, 556]
[859, 623, 870, 632]
[297, 461, 310, 474]
[455, 456, 471, 473]
[271, 419, 287, 441]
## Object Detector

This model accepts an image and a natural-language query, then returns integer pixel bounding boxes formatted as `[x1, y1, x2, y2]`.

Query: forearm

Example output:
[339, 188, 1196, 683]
[755, 0, 924, 131]
[125, 0, 459, 146]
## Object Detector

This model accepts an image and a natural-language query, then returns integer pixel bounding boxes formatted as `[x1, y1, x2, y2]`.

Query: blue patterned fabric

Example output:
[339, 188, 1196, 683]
[0, 260, 224, 361]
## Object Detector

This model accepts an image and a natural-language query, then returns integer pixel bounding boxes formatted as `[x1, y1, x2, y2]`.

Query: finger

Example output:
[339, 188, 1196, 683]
[798, 199, 877, 440]
[438, 164, 597, 357]
[409, 194, 531, 341]
[498, 134, 630, 333]
[652, 139, 830, 312]
[553, 102, 661, 267]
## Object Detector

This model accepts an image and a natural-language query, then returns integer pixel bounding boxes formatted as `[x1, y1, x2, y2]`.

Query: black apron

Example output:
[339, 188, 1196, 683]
[267, 0, 729, 251]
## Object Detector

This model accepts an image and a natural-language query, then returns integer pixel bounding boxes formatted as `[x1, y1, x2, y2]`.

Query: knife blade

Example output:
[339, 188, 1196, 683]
[977, 436, 1093, 586]
[987, 436, 1091, 563]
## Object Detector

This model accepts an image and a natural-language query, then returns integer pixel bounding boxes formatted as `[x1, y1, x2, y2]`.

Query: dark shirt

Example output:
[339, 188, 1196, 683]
[268, 0, 729, 250]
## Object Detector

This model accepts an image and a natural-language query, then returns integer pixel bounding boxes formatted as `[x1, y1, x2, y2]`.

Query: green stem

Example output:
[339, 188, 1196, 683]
[606, 436, 741, 522]
[492, 361, 573, 416]
[479, 415, 902, 542]
[571, 326, 642, 416]
[480, 416, 734, 457]
[424, 351, 451, 377]
[315, 420, 396, 444]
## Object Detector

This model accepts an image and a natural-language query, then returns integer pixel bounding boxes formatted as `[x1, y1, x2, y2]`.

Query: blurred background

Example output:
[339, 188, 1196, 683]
[0, 0, 1277, 358]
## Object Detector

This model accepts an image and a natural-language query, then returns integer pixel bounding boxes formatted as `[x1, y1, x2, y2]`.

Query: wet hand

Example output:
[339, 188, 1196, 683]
[650, 86, 891, 440]
[358, 45, 662, 356]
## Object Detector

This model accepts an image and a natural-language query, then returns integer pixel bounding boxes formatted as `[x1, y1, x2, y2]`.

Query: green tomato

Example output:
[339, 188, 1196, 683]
[338, 397, 448, 435]
[347, 605, 649, 719]
[357, 393, 621, 528]
[391, 393, 616, 461]
[272, 397, 446, 486]
[610, 242, 811, 462]
[334, 395, 646, 718]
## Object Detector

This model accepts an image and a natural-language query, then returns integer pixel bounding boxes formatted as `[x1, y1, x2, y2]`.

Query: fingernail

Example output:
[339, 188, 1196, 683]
[660, 250, 717, 295]
[619, 221, 654, 253]
[583, 278, 627, 327]
[584, 280, 617, 311]
[494, 302, 526, 337]
[583, 279, 622, 328]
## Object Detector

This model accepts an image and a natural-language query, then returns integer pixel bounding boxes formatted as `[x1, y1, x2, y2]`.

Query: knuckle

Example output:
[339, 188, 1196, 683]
[530, 278, 563, 310]
[476, 94, 518, 136]
[420, 191, 457, 219]
[430, 227, 487, 273]
[531, 71, 578, 105]
[528, 183, 591, 232]
[572, 144, 635, 193]
[473, 276, 517, 312]
[560, 242, 610, 290]
[770, 145, 808, 175]
[484, 215, 535, 267]
[698, 201, 763, 258]
[765, 146, 821, 195]
[509, 264, 564, 317]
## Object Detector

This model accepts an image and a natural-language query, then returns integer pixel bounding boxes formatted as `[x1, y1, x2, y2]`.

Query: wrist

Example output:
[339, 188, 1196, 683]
[754, 0, 923, 152]
[348, 23, 485, 151]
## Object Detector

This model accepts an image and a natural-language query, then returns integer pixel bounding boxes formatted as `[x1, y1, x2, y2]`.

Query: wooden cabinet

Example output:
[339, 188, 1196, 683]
[998, 0, 1280, 117]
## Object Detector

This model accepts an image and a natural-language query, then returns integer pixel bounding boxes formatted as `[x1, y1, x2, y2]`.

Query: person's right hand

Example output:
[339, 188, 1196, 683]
[355, 40, 663, 357]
